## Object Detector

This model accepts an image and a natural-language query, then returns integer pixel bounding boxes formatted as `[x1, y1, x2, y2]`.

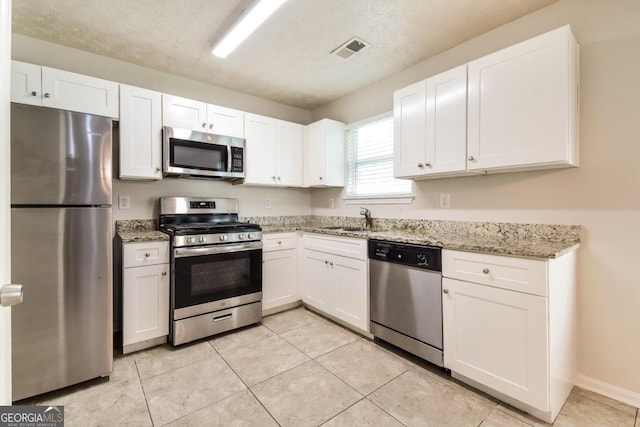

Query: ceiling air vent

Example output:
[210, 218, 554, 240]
[331, 37, 369, 60]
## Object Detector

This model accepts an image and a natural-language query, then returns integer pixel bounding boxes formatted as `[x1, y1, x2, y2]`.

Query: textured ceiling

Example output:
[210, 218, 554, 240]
[12, 0, 559, 110]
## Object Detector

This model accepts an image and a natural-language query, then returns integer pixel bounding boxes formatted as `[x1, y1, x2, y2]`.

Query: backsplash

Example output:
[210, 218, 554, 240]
[242, 215, 582, 243]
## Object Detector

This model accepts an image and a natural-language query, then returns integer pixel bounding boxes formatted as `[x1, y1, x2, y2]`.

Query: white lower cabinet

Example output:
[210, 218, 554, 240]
[122, 241, 169, 353]
[262, 233, 298, 313]
[300, 234, 368, 332]
[442, 249, 577, 423]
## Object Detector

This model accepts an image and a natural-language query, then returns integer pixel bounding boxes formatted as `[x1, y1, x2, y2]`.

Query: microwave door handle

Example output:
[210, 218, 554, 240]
[227, 144, 232, 173]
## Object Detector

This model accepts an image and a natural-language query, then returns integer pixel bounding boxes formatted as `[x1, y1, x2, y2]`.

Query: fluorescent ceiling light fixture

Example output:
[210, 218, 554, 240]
[212, 0, 287, 58]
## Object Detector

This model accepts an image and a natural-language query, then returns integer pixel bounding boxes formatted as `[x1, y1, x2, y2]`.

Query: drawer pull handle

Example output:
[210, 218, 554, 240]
[145, 253, 151, 258]
[277, 241, 282, 245]
[482, 268, 490, 274]
[330, 262, 334, 267]
[161, 271, 167, 276]
[443, 289, 449, 294]
[213, 313, 232, 322]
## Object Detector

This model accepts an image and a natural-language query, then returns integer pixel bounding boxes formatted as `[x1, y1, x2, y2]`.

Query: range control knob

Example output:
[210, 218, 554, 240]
[248, 233, 255, 240]
[219, 235, 228, 242]
[187, 236, 195, 244]
[238, 233, 246, 240]
[199, 236, 206, 243]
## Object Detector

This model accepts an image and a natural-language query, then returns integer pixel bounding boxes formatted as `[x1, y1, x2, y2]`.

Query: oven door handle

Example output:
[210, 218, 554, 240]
[227, 144, 232, 173]
[174, 241, 262, 258]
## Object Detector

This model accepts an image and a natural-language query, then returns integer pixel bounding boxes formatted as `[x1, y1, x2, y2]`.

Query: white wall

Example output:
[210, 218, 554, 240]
[310, 0, 640, 403]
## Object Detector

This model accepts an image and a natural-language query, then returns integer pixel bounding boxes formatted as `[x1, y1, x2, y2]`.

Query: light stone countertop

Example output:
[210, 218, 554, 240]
[115, 219, 169, 243]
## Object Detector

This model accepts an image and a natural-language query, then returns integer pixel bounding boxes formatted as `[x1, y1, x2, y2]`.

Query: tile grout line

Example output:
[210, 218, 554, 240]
[208, 339, 283, 426]
[132, 358, 157, 426]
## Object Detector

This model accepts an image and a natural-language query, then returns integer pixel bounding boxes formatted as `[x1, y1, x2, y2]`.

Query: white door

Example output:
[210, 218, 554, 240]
[332, 256, 368, 331]
[162, 94, 207, 132]
[123, 264, 169, 346]
[1, 0, 13, 404]
[10, 60, 41, 106]
[303, 121, 326, 186]
[244, 113, 278, 185]
[393, 80, 426, 178]
[300, 250, 332, 312]
[262, 249, 298, 311]
[206, 104, 244, 138]
[277, 121, 303, 187]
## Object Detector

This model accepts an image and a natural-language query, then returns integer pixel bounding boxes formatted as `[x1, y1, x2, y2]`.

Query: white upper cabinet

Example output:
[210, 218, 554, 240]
[162, 94, 244, 138]
[394, 65, 468, 179]
[467, 25, 579, 172]
[119, 84, 163, 180]
[11, 60, 119, 118]
[304, 118, 345, 187]
[244, 113, 303, 187]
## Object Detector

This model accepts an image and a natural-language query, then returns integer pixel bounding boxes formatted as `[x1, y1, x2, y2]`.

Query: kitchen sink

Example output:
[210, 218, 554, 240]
[320, 226, 368, 232]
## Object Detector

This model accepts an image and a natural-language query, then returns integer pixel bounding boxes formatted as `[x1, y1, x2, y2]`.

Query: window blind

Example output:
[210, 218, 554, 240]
[345, 114, 411, 198]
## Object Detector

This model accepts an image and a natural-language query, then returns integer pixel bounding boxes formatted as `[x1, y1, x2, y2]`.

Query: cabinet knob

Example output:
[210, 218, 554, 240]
[145, 253, 151, 258]
[482, 268, 490, 274]
[443, 289, 449, 294]
[425, 162, 431, 167]
[272, 176, 276, 180]
[209, 123, 213, 129]
[161, 271, 167, 276]
[418, 163, 424, 168]
[155, 167, 160, 172]
[319, 176, 323, 180]
[325, 260, 329, 265]
[31, 91, 37, 96]
[277, 176, 281, 181]
[277, 241, 282, 245]
[468, 155, 475, 161]
[201, 122, 206, 128]
[330, 262, 334, 267]
[44, 93, 51, 98]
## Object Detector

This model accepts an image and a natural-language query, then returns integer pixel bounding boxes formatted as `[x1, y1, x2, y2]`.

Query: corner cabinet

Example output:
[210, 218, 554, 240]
[442, 249, 577, 423]
[394, 65, 468, 179]
[122, 241, 170, 354]
[244, 113, 303, 187]
[119, 85, 163, 180]
[262, 233, 299, 314]
[11, 60, 119, 118]
[304, 119, 345, 187]
[467, 25, 579, 172]
[300, 233, 368, 332]
[162, 93, 244, 138]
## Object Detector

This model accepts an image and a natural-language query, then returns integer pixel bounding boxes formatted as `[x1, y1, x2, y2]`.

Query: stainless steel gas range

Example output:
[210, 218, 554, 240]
[159, 197, 262, 346]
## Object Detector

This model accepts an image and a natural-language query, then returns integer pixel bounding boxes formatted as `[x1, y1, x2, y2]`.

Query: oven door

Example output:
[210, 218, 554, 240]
[173, 241, 262, 319]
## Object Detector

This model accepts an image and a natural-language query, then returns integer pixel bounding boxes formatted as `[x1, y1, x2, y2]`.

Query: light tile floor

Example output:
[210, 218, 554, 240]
[23, 307, 639, 426]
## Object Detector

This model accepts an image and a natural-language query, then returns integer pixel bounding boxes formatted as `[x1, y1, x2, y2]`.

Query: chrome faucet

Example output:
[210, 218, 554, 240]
[360, 207, 372, 231]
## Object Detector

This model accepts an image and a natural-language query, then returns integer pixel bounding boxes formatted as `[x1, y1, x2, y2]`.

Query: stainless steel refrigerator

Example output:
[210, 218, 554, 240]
[10, 103, 113, 401]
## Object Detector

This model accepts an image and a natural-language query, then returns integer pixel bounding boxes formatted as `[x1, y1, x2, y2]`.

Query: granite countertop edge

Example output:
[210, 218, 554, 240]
[261, 226, 580, 259]
[117, 230, 169, 243]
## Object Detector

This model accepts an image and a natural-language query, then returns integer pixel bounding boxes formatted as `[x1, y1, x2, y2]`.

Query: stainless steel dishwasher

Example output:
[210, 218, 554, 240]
[369, 239, 443, 367]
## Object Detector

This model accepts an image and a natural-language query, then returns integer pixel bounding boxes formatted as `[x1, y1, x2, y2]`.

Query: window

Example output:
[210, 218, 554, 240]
[345, 112, 412, 201]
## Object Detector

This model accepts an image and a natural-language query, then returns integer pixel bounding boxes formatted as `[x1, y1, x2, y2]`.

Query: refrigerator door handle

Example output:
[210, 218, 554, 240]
[0, 284, 23, 307]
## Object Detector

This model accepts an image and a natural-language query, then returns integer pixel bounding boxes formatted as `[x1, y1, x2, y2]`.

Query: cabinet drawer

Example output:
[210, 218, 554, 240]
[263, 232, 297, 252]
[442, 250, 548, 296]
[123, 241, 169, 268]
[302, 233, 367, 260]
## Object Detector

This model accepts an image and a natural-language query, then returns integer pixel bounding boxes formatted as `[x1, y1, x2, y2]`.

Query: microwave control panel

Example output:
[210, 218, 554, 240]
[231, 147, 244, 173]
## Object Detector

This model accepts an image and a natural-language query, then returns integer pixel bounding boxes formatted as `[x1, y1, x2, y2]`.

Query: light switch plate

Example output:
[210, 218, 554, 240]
[440, 193, 450, 209]
[119, 195, 130, 209]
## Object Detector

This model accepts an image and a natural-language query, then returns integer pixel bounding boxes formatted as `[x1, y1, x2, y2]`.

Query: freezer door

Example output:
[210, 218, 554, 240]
[10, 103, 112, 206]
[11, 207, 113, 401]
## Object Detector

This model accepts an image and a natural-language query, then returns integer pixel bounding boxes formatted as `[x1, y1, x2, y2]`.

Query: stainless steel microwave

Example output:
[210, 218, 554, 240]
[162, 126, 245, 180]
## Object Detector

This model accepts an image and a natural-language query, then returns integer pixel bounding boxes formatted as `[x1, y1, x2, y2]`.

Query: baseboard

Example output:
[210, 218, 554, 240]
[576, 373, 640, 409]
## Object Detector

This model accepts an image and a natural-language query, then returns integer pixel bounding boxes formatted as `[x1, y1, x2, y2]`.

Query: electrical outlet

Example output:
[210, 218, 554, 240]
[265, 198, 272, 209]
[118, 195, 130, 209]
[440, 193, 450, 209]
[329, 198, 335, 208]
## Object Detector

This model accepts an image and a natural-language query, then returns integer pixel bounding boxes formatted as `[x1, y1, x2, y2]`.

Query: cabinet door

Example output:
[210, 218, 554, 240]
[10, 60, 41, 106]
[206, 104, 244, 138]
[41, 67, 119, 118]
[303, 121, 326, 186]
[443, 278, 548, 411]
[425, 65, 468, 174]
[123, 264, 169, 346]
[300, 249, 332, 312]
[244, 113, 278, 185]
[119, 85, 162, 180]
[162, 94, 207, 131]
[467, 26, 577, 171]
[332, 256, 368, 331]
[278, 120, 303, 187]
[262, 249, 298, 311]
[393, 80, 427, 178]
